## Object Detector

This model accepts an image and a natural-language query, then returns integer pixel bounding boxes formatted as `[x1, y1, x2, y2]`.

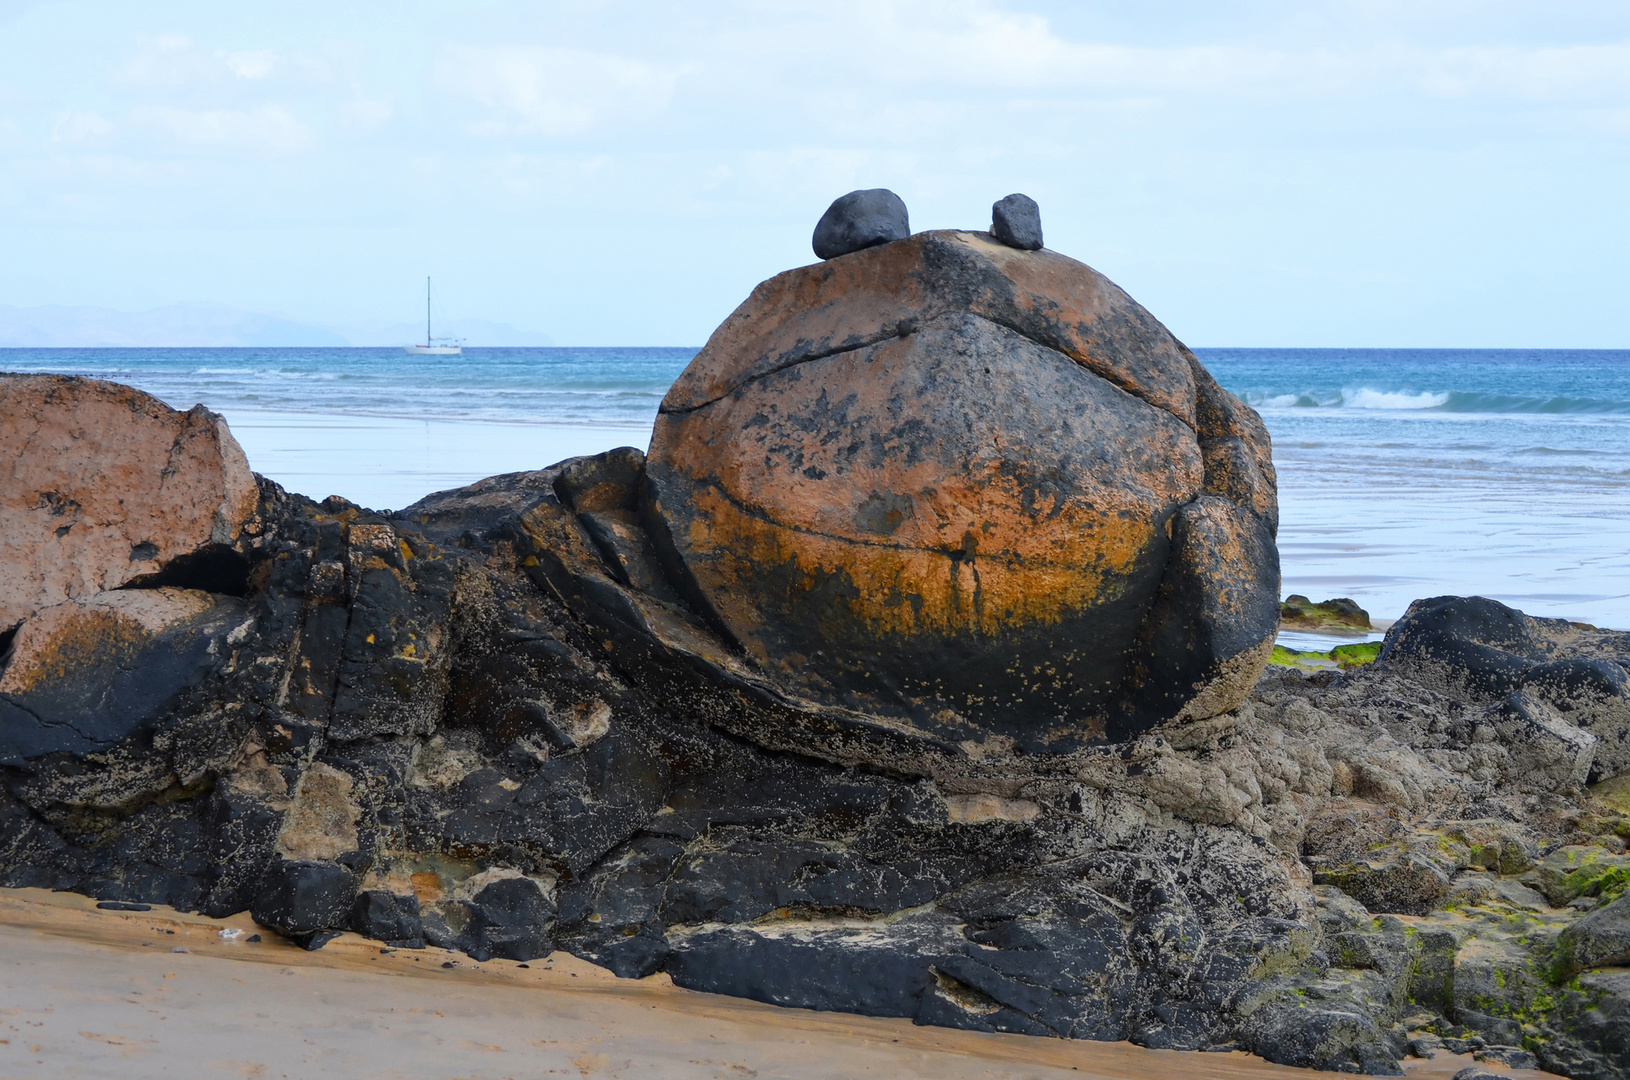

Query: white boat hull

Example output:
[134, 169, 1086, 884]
[404, 345, 462, 355]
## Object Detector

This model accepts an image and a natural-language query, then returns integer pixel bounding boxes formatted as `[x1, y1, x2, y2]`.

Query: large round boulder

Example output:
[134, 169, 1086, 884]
[0, 375, 260, 632]
[643, 229, 1279, 748]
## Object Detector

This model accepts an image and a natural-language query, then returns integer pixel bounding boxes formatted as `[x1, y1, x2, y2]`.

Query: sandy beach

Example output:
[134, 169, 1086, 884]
[0, 889, 1551, 1080]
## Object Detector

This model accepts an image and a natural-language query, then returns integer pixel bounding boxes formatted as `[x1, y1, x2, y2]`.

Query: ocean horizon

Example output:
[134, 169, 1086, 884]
[5, 345, 1627, 629]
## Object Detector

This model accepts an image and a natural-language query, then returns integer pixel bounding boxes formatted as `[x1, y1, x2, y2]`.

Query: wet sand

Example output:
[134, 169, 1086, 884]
[0, 889, 1550, 1080]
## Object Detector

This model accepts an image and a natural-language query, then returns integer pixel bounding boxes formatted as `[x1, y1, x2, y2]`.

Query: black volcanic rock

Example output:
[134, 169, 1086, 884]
[991, 192, 1043, 249]
[1380, 594, 1630, 781]
[461, 875, 555, 962]
[252, 860, 357, 941]
[1379, 595, 1548, 696]
[811, 188, 910, 259]
[0, 589, 248, 766]
[351, 889, 423, 948]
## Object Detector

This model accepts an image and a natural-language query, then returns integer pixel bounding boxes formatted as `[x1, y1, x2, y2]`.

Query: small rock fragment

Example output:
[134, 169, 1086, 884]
[990, 193, 1042, 250]
[1474, 1046, 1539, 1070]
[251, 860, 357, 939]
[812, 189, 909, 259]
[1553, 892, 1630, 976]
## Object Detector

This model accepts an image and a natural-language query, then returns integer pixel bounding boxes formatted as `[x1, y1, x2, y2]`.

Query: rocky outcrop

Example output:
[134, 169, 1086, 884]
[1381, 595, 1630, 783]
[2, 416, 1628, 1074]
[5, 226, 1630, 1076]
[0, 375, 261, 632]
[1281, 595, 1371, 633]
[644, 228, 1280, 748]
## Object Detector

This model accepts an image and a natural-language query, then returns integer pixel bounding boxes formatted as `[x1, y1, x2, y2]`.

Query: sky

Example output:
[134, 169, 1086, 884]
[1, 0, 1627, 347]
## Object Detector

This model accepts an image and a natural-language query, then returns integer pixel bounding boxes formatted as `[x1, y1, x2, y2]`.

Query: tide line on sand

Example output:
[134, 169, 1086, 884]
[0, 889, 1538, 1080]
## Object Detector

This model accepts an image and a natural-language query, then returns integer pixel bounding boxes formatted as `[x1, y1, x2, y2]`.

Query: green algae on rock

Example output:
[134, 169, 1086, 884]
[1280, 595, 1372, 634]
[1267, 641, 1380, 673]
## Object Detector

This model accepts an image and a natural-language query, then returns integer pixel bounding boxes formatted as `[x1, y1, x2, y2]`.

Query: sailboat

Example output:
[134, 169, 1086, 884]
[403, 277, 463, 355]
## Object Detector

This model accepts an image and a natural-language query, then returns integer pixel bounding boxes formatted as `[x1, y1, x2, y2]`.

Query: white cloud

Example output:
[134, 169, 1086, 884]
[701, 1, 1630, 105]
[342, 97, 393, 130]
[1419, 44, 1630, 101]
[52, 110, 113, 142]
[141, 104, 311, 152]
[441, 46, 687, 137]
[225, 49, 276, 80]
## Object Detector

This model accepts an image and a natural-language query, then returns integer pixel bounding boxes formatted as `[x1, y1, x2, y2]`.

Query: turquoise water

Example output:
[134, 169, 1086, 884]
[0, 346, 691, 428]
[5, 346, 1627, 626]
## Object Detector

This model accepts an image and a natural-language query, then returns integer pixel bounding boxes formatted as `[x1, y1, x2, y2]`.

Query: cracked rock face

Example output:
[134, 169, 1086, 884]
[0, 588, 250, 766]
[0, 375, 261, 632]
[645, 229, 1280, 746]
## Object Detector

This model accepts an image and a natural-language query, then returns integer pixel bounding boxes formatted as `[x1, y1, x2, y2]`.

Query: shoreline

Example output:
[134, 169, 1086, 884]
[0, 888, 1540, 1080]
[6, 349, 1627, 628]
[221, 407, 651, 513]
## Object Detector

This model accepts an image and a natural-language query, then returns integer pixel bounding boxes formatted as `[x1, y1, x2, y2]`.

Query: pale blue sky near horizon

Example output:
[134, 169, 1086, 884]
[1, 0, 1627, 347]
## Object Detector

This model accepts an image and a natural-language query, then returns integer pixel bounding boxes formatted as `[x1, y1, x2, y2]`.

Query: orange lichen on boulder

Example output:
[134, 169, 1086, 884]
[0, 375, 260, 630]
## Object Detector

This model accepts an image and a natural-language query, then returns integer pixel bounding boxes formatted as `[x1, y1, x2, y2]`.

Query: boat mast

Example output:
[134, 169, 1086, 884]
[426, 276, 432, 346]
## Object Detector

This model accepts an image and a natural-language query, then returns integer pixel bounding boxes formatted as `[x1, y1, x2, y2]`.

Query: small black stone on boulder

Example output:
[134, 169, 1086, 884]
[991, 193, 1043, 250]
[812, 189, 909, 260]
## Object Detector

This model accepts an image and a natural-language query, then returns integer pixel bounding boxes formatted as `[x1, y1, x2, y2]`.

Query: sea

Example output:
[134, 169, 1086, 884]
[5, 346, 1627, 630]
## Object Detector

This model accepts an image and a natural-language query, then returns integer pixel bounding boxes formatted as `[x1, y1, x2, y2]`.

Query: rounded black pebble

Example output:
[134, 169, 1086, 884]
[991, 193, 1043, 250]
[812, 189, 909, 260]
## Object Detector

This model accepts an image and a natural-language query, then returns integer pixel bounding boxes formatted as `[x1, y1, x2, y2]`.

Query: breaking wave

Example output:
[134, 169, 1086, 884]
[1245, 388, 1630, 415]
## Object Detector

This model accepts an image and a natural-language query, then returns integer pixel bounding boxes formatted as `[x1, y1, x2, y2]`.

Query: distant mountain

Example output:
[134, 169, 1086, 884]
[0, 304, 349, 347]
[0, 305, 555, 348]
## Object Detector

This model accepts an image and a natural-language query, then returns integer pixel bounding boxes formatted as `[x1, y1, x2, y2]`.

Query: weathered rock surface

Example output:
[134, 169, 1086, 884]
[645, 229, 1280, 747]
[1381, 595, 1630, 782]
[6, 255, 1630, 1075]
[2, 414, 1628, 1075]
[1556, 893, 1630, 978]
[0, 375, 261, 632]
[0, 588, 250, 766]
[811, 188, 910, 260]
[991, 192, 1043, 250]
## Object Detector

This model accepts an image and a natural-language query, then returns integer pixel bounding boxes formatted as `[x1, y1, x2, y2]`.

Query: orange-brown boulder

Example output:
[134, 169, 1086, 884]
[0, 375, 260, 632]
[643, 229, 1280, 747]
